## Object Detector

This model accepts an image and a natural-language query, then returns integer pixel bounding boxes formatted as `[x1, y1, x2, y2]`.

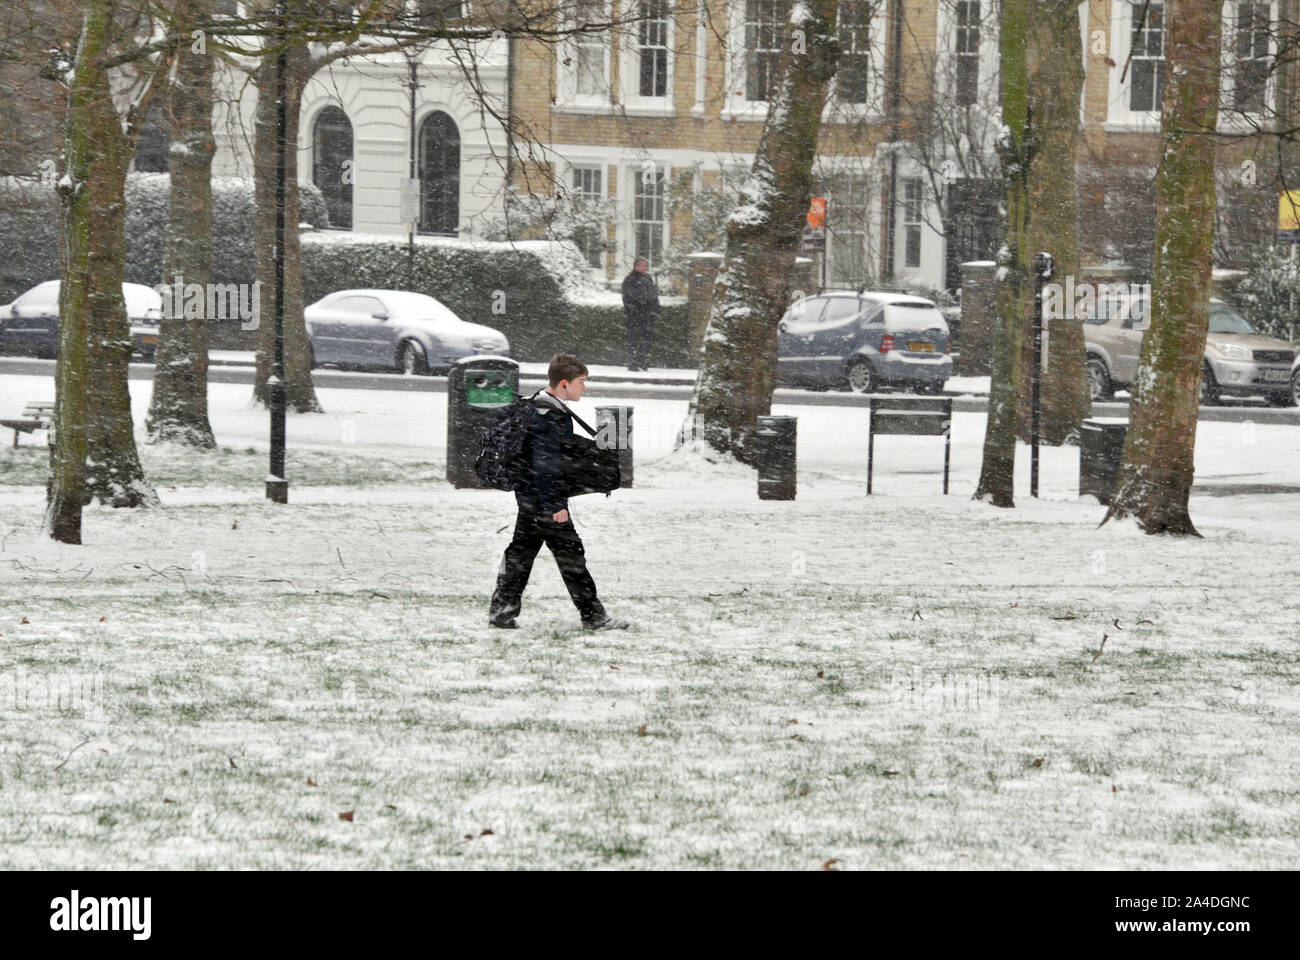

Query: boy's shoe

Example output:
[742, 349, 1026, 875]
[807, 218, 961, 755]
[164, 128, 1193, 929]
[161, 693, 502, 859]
[489, 616, 518, 629]
[583, 615, 630, 631]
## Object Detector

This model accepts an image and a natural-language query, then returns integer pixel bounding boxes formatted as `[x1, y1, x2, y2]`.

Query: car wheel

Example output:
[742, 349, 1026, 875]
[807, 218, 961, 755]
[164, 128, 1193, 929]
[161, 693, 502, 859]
[1086, 355, 1113, 401]
[847, 358, 876, 393]
[1200, 363, 1221, 406]
[399, 340, 428, 376]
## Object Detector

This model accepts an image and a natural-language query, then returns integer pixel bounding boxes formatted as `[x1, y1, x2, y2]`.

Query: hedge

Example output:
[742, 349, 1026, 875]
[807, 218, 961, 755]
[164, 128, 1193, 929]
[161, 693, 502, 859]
[300, 232, 689, 367]
[0, 177, 690, 366]
[0, 173, 329, 307]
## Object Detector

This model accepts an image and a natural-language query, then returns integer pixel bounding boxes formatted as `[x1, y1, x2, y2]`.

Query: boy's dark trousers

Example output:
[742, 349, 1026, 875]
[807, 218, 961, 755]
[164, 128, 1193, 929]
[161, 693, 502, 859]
[489, 506, 607, 624]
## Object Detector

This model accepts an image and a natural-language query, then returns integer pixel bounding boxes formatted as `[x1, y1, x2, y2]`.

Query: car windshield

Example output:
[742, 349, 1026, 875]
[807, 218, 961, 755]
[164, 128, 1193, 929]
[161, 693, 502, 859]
[1208, 302, 1255, 335]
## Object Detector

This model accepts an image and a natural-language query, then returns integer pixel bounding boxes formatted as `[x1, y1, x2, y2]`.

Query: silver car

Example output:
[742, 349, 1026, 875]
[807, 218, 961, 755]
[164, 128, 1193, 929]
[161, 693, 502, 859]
[0, 280, 162, 360]
[304, 289, 510, 374]
[1084, 296, 1294, 406]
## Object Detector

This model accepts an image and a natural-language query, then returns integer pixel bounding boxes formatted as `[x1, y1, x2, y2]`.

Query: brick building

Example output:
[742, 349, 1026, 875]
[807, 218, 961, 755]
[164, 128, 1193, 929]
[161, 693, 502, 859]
[191, 2, 1293, 294]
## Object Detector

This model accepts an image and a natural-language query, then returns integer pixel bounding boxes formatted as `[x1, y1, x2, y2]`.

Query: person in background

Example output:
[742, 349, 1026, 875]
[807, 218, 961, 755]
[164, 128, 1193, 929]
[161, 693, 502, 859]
[621, 257, 660, 372]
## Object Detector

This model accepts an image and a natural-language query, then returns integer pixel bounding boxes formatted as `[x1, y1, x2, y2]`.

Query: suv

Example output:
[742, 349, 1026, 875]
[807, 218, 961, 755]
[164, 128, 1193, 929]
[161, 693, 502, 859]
[777, 292, 952, 393]
[1084, 295, 1294, 406]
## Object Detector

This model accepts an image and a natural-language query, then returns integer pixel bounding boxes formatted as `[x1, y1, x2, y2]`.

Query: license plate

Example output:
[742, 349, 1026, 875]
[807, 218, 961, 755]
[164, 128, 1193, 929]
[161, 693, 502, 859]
[139, 335, 158, 345]
[908, 342, 934, 352]
[1262, 369, 1289, 382]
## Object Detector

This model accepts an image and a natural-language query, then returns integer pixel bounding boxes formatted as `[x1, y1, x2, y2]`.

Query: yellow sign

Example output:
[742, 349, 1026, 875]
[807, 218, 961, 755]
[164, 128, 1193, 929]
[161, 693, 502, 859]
[1279, 191, 1300, 233]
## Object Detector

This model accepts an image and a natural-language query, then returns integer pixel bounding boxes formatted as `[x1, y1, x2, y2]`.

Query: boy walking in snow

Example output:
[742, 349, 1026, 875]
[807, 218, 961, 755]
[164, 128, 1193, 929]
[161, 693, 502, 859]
[488, 354, 629, 631]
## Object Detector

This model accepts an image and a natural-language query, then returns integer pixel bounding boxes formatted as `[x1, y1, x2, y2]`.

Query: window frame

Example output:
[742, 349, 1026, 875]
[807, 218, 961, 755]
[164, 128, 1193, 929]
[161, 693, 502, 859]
[814, 170, 875, 287]
[557, 0, 614, 112]
[626, 162, 669, 271]
[723, 0, 788, 120]
[311, 104, 354, 231]
[954, 0, 980, 107]
[827, 0, 888, 119]
[902, 178, 923, 270]
[936, 0, 999, 113]
[569, 161, 609, 272]
[1220, 0, 1276, 125]
[619, 0, 676, 115]
[1105, 1, 1166, 131]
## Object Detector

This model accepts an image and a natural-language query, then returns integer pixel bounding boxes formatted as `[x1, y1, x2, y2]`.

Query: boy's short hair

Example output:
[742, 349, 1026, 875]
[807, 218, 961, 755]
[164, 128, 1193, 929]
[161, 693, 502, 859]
[548, 353, 588, 387]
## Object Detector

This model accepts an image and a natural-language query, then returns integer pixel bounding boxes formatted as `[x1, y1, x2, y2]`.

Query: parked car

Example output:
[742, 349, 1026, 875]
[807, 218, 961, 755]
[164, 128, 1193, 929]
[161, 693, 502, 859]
[0, 280, 161, 360]
[304, 289, 510, 374]
[1084, 295, 1294, 405]
[777, 291, 952, 393]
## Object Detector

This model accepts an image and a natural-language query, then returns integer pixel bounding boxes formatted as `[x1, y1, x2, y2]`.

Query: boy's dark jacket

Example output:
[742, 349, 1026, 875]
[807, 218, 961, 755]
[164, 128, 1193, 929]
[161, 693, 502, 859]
[516, 391, 577, 515]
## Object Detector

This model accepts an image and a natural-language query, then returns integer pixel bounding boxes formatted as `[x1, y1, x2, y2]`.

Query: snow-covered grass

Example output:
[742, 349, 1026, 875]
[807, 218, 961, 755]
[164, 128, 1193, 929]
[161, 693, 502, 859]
[1, 374, 1298, 869]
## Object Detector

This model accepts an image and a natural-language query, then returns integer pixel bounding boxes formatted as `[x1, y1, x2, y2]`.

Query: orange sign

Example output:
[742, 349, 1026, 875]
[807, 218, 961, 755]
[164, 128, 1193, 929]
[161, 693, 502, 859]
[807, 197, 826, 229]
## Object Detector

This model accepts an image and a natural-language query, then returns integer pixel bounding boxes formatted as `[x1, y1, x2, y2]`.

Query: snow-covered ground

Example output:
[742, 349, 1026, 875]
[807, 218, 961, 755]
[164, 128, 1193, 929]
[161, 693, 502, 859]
[1, 373, 1298, 869]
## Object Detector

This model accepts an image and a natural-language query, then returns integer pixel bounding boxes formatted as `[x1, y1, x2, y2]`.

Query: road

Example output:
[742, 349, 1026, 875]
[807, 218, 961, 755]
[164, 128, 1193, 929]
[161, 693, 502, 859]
[2, 356, 1297, 424]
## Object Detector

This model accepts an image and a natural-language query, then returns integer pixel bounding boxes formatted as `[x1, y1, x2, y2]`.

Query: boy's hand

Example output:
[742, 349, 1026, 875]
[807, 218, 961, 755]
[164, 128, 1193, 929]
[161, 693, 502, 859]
[551, 509, 569, 523]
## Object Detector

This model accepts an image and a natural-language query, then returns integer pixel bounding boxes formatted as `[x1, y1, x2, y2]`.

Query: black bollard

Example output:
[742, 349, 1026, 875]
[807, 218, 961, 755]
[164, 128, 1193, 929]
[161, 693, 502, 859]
[756, 415, 797, 500]
[595, 405, 633, 488]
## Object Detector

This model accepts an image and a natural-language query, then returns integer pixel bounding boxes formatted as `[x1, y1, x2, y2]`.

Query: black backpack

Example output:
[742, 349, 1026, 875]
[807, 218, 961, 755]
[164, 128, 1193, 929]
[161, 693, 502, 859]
[475, 395, 535, 492]
[474, 395, 621, 495]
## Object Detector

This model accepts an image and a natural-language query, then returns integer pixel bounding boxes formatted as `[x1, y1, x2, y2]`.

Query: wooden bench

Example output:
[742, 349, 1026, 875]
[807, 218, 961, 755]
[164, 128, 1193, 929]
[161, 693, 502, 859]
[866, 396, 952, 495]
[0, 401, 54, 447]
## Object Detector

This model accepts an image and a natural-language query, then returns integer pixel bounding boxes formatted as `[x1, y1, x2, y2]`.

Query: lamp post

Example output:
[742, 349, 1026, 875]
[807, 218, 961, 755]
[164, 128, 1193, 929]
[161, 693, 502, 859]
[1031, 251, 1054, 499]
[266, 0, 289, 503]
[404, 51, 422, 290]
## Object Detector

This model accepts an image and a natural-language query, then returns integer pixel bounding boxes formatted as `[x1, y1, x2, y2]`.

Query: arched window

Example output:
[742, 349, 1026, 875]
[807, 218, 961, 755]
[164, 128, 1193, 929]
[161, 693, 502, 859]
[133, 101, 170, 173]
[312, 105, 353, 229]
[418, 111, 460, 236]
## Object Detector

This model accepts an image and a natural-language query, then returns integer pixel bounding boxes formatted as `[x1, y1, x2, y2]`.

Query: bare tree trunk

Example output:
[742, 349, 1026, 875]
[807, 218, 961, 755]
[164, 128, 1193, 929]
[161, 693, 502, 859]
[1105, 0, 1222, 535]
[687, 0, 839, 464]
[45, 1, 161, 541]
[44, 6, 99, 543]
[974, 0, 1033, 506]
[1017, 0, 1090, 446]
[148, 0, 217, 448]
[252, 42, 320, 413]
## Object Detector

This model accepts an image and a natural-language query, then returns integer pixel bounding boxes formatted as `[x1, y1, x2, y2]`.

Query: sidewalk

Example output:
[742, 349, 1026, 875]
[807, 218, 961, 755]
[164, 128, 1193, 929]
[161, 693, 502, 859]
[208, 351, 996, 395]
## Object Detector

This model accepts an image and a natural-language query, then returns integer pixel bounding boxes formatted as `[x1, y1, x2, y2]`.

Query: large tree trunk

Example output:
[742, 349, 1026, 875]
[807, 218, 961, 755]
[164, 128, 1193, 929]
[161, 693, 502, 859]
[147, 0, 217, 448]
[44, 6, 100, 543]
[1105, 0, 1222, 535]
[45, 1, 161, 542]
[1017, 0, 1090, 446]
[686, 0, 839, 463]
[974, 0, 1033, 506]
[252, 42, 321, 413]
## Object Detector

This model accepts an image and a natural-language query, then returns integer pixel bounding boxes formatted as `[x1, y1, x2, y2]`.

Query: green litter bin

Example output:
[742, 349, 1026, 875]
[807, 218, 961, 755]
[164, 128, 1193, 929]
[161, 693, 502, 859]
[448, 356, 518, 488]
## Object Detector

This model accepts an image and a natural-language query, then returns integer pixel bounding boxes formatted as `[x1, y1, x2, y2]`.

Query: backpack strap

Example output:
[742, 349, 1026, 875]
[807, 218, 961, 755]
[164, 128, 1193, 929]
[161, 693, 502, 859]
[530, 392, 597, 437]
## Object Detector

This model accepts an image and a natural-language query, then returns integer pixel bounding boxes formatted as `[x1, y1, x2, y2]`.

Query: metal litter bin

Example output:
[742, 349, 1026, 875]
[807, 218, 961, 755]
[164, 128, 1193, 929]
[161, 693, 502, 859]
[447, 356, 518, 488]
[1079, 418, 1128, 504]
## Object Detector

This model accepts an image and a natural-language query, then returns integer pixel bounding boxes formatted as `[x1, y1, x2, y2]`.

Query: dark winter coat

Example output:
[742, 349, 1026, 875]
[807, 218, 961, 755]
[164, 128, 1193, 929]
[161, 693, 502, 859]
[515, 391, 577, 516]
[621, 270, 661, 326]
